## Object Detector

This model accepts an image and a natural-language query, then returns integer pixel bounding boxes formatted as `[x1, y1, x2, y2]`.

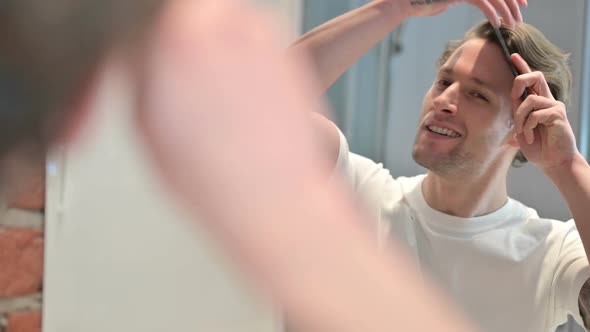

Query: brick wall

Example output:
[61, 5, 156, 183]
[0, 169, 45, 332]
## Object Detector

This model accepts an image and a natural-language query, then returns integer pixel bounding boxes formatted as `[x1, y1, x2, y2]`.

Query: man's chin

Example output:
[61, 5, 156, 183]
[412, 147, 451, 173]
[412, 153, 432, 170]
[411, 147, 433, 169]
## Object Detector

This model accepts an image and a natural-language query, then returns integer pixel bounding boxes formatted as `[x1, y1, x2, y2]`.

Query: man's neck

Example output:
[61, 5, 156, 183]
[422, 170, 509, 218]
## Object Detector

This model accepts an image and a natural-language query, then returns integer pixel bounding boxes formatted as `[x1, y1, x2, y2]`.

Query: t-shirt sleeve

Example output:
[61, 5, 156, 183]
[331, 128, 397, 228]
[332, 128, 394, 191]
[331, 128, 352, 181]
[551, 219, 590, 328]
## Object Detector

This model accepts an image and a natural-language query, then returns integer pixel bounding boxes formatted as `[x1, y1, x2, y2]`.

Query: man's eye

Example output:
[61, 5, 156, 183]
[471, 92, 489, 102]
[437, 79, 451, 88]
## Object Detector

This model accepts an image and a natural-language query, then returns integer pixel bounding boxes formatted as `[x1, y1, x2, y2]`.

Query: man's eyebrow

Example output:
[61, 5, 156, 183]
[438, 67, 496, 91]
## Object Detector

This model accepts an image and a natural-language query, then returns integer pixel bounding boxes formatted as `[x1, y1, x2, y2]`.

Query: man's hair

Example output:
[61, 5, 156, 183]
[437, 21, 572, 167]
[0, 0, 164, 161]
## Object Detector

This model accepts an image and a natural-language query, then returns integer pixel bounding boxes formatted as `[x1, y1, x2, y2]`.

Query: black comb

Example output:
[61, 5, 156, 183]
[493, 26, 528, 99]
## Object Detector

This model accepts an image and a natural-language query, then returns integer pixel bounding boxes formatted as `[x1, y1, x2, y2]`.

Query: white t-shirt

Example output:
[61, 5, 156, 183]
[335, 133, 590, 332]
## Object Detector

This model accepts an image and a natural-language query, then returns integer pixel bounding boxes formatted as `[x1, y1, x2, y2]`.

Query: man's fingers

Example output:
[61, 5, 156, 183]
[514, 95, 558, 133]
[469, 0, 501, 27]
[521, 107, 562, 144]
[490, 0, 515, 27]
[465, 0, 524, 27]
[511, 53, 555, 100]
[512, 72, 554, 100]
[511, 53, 532, 74]
[505, 0, 523, 23]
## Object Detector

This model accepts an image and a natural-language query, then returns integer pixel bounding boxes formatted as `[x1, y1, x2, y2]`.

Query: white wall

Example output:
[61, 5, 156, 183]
[43, 1, 301, 331]
[384, 2, 588, 220]
[44, 65, 282, 332]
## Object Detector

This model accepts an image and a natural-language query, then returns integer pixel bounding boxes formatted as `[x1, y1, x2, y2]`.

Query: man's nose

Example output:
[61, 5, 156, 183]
[432, 83, 459, 115]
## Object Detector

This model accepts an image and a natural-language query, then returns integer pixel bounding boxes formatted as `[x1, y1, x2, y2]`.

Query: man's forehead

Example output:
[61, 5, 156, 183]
[438, 66, 494, 89]
[440, 38, 514, 90]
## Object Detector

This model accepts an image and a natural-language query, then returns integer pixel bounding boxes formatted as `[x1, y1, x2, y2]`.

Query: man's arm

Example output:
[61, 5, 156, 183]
[545, 154, 590, 331]
[511, 53, 590, 329]
[289, 0, 524, 97]
[579, 279, 590, 329]
[289, 0, 407, 96]
[139, 1, 480, 331]
[289, 0, 410, 169]
[545, 154, 590, 265]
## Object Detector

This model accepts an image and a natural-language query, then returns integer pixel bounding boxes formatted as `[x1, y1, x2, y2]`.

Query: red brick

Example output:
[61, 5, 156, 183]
[0, 229, 44, 297]
[5, 169, 46, 211]
[6, 311, 42, 332]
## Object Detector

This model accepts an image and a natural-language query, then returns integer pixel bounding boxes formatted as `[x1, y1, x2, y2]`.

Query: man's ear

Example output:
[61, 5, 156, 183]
[507, 130, 520, 148]
[504, 115, 520, 148]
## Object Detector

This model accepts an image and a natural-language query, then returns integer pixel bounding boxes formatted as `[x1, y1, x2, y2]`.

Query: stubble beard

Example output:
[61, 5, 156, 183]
[411, 135, 474, 178]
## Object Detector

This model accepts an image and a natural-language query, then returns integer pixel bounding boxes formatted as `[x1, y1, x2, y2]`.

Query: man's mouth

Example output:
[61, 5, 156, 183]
[426, 125, 462, 138]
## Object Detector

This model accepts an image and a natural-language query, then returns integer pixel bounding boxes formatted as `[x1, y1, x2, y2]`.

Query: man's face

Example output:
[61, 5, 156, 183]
[412, 38, 518, 177]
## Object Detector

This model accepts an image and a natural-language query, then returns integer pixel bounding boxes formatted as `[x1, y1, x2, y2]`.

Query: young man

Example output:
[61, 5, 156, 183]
[0, 0, 525, 331]
[292, 0, 590, 331]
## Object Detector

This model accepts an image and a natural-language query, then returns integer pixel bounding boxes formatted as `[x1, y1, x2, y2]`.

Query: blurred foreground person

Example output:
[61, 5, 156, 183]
[0, 0, 518, 330]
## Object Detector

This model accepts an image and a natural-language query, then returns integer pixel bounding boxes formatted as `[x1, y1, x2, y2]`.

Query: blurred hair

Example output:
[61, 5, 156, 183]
[0, 0, 165, 161]
[437, 21, 572, 167]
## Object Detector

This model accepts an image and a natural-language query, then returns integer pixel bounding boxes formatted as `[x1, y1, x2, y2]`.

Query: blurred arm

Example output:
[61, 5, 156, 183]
[137, 1, 477, 331]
